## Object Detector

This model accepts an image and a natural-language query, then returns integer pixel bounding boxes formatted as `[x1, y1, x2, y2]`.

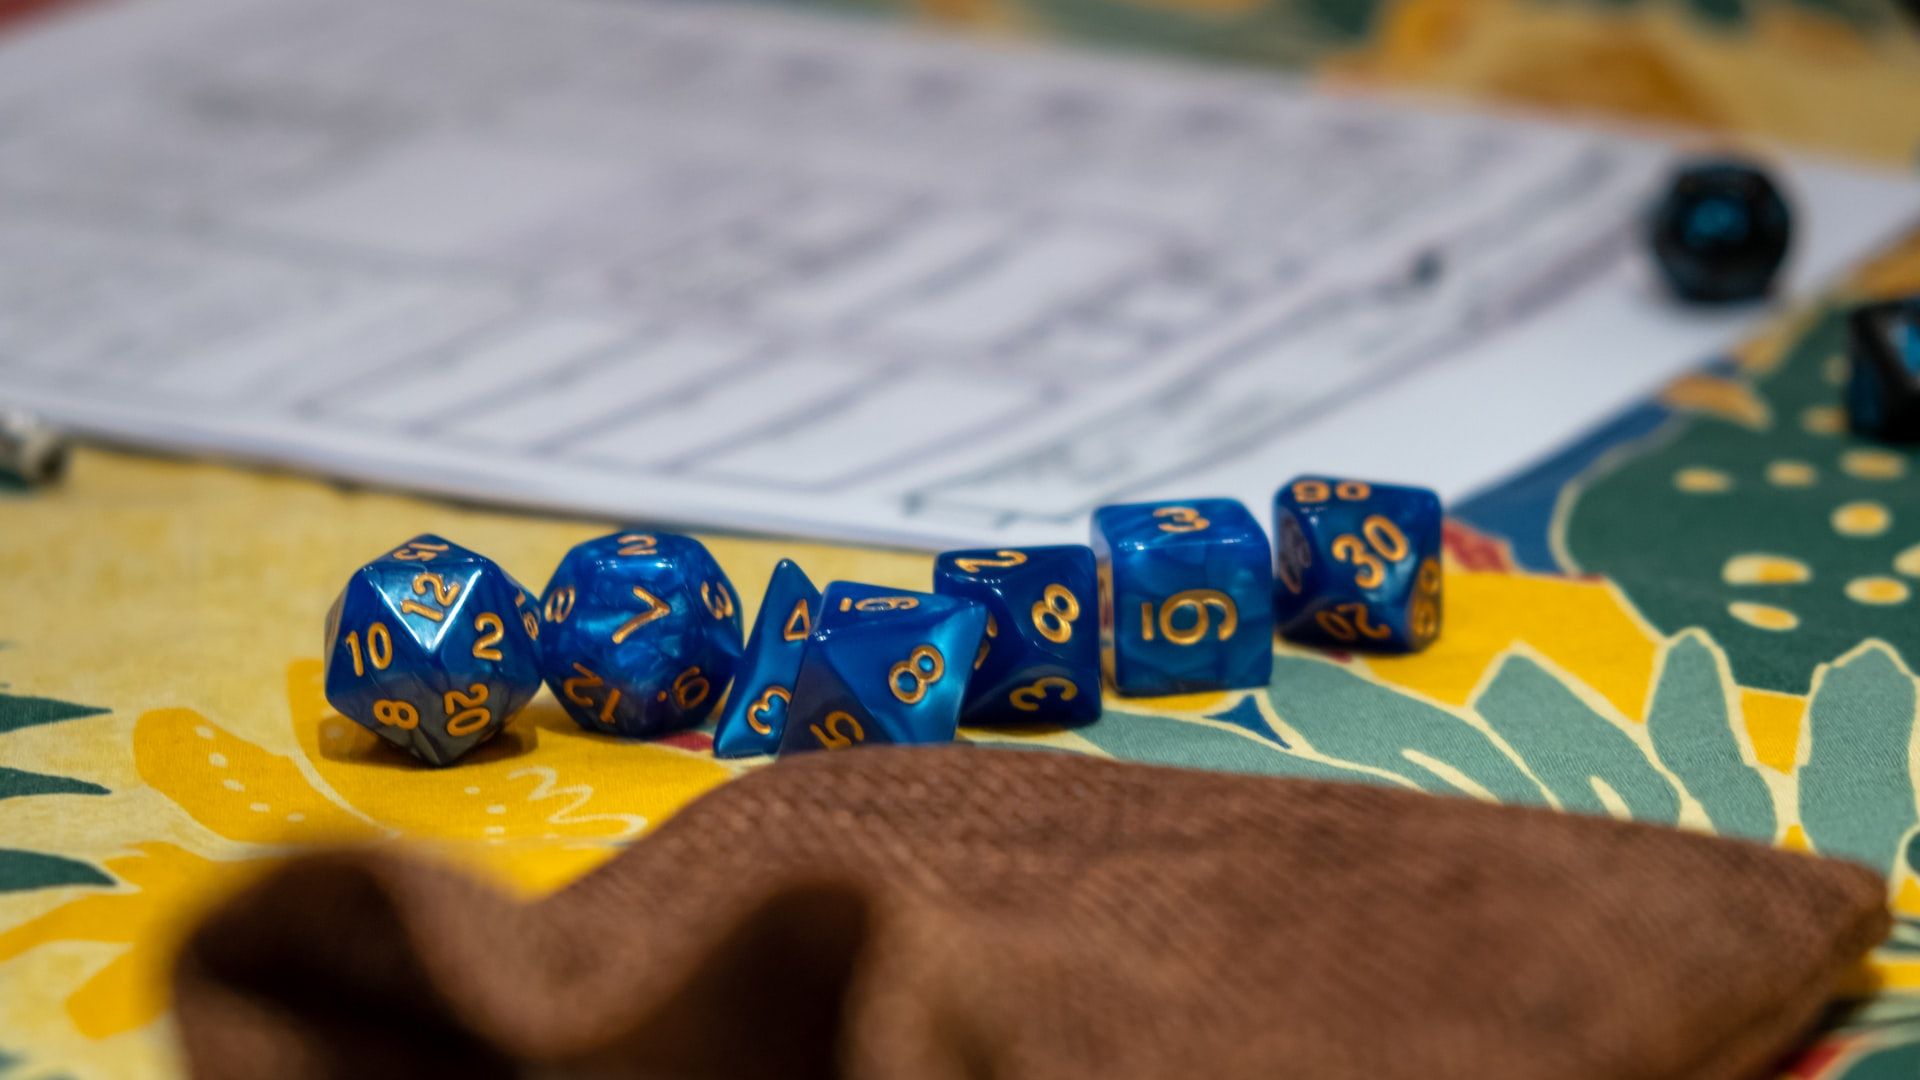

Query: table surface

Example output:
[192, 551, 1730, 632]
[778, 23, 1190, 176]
[5, 0, 1920, 1076]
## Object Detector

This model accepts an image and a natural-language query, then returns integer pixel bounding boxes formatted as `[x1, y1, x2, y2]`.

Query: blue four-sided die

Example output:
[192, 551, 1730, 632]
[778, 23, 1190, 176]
[778, 582, 987, 755]
[322, 534, 543, 766]
[538, 531, 744, 738]
[711, 559, 821, 758]
[932, 545, 1101, 726]
[1091, 499, 1273, 696]
[1272, 476, 1442, 653]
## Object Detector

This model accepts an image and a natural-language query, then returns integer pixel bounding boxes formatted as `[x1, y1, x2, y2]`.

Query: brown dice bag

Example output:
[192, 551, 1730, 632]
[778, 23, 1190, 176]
[172, 746, 1888, 1079]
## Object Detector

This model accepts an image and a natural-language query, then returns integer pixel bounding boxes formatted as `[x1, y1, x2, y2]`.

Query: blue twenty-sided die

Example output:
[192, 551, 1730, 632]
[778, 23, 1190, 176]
[538, 531, 744, 738]
[1272, 476, 1443, 653]
[1649, 159, 1791, 305]
[932, 545, 1101, 726]
[322, 534, 543, 767]
[711, 559, 821, 758]
[1091, 499, 1273, 696]
[777, 582, 987, 756]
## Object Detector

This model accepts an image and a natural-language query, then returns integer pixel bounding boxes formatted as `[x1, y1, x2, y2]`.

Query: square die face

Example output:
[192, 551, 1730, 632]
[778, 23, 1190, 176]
[779, 582, 986, 755]
[1272, 476, 1442, 653]
[933, 545, 1101, 726]
[1092, 500, 1273, 696]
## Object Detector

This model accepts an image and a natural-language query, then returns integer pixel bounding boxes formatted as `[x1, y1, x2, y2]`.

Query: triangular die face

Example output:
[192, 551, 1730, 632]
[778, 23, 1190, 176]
[818, 582, 938, 631]
[780, 642, 875, 755]
[782, 596, 814, 642]
[366, 560, 490, 652]
[325, 575, 433, 701]
[753, 560, 820, 645]
[835, 599, 943, 633]
[377, 534, 484, 568]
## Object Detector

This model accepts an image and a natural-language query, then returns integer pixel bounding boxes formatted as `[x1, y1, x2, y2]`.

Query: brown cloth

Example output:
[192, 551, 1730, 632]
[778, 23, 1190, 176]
[173, 747, 1887, 1080]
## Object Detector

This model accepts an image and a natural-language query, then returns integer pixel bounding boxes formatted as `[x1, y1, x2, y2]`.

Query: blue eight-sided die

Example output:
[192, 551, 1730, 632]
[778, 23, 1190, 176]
[778, 582, 987, 755]
[1272, 476, 1442, 653]
[933, 545, 1101, 726]
[1092, 499, 1273, 696]
[322, 534, 542, 767]
[538, 531, 744, 738]
[712, 559, 821, 758]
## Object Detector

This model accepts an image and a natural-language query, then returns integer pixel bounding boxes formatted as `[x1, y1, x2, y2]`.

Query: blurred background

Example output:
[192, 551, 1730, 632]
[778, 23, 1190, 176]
[777, 0, 1920, 160]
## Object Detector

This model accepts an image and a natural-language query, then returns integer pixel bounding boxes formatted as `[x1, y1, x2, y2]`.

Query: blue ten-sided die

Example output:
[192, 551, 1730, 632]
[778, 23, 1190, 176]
[322, 535, 543, 766]
[932, 545, 1101, 726]
[1272, 476, 1443, 653]
[538, 531, 744, 738]
[712, 559, 822, 758]
[1092, 500, 1273, 696]
[778, 582, 987, 755]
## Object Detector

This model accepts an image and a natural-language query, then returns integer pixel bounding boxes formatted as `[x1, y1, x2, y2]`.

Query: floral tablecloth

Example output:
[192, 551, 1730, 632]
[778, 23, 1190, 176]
[5, 0, 1920, 1076]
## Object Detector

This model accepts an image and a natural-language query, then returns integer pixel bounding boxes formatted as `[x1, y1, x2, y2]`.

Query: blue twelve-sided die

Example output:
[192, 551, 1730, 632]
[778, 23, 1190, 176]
[1272, 476, 1442, 653]
[1092, 499, 1273, 696]
[933, 545, 1100, 726]
[322, 534, 542, 766]
[538, 530, 744, 738]
[712, 559, 821, 758]
[778, 582, 987, 755]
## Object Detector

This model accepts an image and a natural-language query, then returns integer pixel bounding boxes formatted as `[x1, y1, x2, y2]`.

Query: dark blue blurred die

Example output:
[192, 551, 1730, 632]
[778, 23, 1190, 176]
[1272, 477, 1442, 653]
[1846, 295, 1920, 443]
[711, 559, 821, 758]
[322, 535, 542, 767]
[933, 545, 1101, 727]
[1091, 499, 1273, 696]
[1649, 159, 1790, 304]
[538, 531, 743, 738]
[778, 582, 987, 755]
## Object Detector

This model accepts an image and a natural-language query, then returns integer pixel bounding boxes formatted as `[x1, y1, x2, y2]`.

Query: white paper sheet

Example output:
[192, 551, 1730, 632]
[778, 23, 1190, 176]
[1, 0, 1916, 548]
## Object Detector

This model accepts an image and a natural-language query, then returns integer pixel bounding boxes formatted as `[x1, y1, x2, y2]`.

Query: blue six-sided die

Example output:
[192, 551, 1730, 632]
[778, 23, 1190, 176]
[322, 534, 543, 767]
[538, 531, 744, 738]
[933, 545, 1101, 726]
[712, 559, 822, 758]
[777, 582, 987, 755]
[1272, 476, 1442, 653]
[1092, 499, 1273, 696]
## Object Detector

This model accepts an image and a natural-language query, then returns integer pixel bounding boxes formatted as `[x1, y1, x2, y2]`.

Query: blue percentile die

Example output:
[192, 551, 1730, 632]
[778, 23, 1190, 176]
[1272, 476, 1443, 653]
[777, 581, 987, 756]
[712, 559, 822, 759]
[932, 545, 1101, 727]
[322, 534, 543, 767]
[538, 530, 744, 738]
[1092, 499, 1273, 696]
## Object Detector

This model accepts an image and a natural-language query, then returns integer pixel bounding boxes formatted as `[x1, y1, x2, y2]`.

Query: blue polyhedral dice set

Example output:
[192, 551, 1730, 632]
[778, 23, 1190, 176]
[322, 477, 1445, 767]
